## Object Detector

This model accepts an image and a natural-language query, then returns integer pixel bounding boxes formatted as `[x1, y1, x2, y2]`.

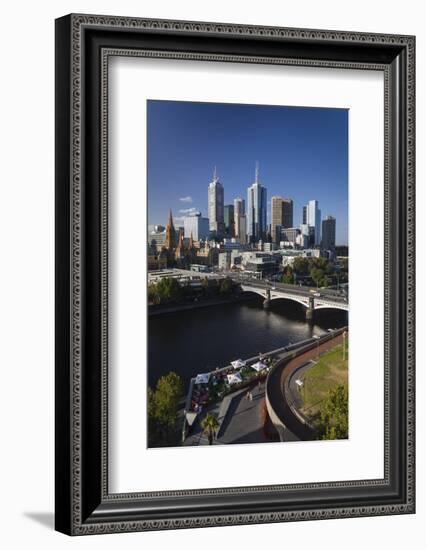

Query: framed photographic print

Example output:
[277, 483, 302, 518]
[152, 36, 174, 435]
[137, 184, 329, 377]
[55, 14, 415, 535]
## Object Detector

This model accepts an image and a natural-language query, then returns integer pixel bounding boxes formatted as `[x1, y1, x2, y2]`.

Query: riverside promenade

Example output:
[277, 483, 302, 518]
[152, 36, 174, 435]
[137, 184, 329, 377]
[182, 335, 328, 446]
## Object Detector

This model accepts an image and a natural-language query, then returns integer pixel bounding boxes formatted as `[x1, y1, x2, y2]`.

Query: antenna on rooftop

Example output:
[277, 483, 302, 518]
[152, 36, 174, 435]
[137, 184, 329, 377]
[213, 166, 218, 181]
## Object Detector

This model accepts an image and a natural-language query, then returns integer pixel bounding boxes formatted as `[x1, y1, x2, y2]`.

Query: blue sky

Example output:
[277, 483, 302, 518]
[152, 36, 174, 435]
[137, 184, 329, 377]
[147, 100, 348, 245]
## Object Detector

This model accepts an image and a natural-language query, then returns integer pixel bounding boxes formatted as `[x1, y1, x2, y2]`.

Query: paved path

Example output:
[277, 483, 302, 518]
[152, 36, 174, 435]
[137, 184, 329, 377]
[182, 343, 308, 446]
[217, 381, 269, 445]
[183, 382, 270, 446]
[268, 331, 346, 441]
[182, 400, 222, 446]
[287, 360, 316, 410]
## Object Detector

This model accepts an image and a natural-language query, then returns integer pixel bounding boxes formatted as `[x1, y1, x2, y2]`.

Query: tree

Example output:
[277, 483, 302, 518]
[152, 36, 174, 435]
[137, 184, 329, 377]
[311, 257, 327, 270]
[148, 283, 159, 305]
[156, 277, 183, 304]
[148, 371, 184, 446]
[325, 261, 335, 275]
[281, 265, 294, 284]
[293, 256, 310, 275]
[201, 413, 220, 445]
[310, 267, 324, 287]
[219, 277, 233, 295]
[316, 384, 348, 440]
[201, 276, 210, 293]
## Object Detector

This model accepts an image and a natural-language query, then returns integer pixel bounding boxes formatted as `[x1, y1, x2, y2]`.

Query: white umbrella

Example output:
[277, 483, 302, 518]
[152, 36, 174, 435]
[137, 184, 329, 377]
[231, 359, 246, 369]
[195, 373, 211, 384]
[251, 361, 267, 372]
[227, 372, 242, 385]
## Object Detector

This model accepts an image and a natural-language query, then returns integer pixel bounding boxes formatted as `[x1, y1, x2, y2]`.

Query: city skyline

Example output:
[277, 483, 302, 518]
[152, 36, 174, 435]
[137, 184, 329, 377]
[147, 100, 348, 245]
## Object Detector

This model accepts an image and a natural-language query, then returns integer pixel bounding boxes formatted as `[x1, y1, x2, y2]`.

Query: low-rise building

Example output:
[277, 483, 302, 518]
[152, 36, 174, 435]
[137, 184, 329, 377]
[147, 253, 168, 271]
[189, 264, 211, 273]
[279, 248, 323, 267]
[218, 251, 231, 270]
[148, 228, 167, 253]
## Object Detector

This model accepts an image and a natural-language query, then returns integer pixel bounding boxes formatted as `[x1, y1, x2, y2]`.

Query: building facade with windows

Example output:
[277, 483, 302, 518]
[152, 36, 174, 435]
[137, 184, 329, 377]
[306, 199, 322, 246]
[247, 165, 267, 242]
[208, 168, 224, 236]
[234, 197, 245, 240]
[183, 213, 210, 241]
[321, 215, 336, 251]
[224, 204, 235, 237]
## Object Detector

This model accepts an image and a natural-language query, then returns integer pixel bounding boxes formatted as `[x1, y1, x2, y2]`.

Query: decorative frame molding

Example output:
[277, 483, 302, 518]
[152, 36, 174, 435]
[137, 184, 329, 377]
[55, 14, 415, 535]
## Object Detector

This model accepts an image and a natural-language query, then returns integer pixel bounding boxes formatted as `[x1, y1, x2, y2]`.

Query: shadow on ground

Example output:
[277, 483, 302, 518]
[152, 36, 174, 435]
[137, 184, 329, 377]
[24, 512, 54, 530]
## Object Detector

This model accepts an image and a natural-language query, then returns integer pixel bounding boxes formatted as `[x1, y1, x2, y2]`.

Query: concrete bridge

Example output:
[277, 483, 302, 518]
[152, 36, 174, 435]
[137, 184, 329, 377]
[235, 279, 348, 320]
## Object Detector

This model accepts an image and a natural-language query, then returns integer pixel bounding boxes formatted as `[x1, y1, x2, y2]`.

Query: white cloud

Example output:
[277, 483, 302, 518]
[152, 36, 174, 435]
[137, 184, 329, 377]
[174, 216, 185, 226]
[179, 207, 199, 215]
[179, 196, 193, 203]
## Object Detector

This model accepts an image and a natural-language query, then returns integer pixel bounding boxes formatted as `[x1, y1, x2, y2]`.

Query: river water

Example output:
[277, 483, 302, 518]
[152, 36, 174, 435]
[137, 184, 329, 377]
[148, 297, 347, 389]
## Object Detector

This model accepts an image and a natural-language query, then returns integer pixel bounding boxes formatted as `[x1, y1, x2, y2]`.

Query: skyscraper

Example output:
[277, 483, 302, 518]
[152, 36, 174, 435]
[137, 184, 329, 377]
[321, 215, 336, 251]
[183, 212, 210, 241]
[271, 196, 284, 241]
[239, 214, 247, 244]
[234, 197, 245, 239]
[247, 164, 267, 242]
[224, 204, 235, 237]
[282, 199, 293, 228]
[271, 196, 293, 242]
[208, 167, 224, 236]
[306, 199, 322, 246]
[300, 223, 315, 247]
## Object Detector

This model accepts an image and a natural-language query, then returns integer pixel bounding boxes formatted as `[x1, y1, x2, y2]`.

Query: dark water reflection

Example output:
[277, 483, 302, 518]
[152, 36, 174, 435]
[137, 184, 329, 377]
[148, 297, 348, 388]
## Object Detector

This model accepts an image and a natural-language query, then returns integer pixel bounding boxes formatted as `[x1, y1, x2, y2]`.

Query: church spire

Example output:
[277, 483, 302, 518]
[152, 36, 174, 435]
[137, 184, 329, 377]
[178, 231, 184, 248]
[165, 208, 176, 250]
[168, 208, 174, 226]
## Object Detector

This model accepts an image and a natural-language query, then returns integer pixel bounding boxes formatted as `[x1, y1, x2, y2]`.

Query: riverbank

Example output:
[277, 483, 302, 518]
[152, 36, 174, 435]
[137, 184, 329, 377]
[181, 335, 324, 446]
[148, 293, 258, 317]
[266, 328, 347, 442]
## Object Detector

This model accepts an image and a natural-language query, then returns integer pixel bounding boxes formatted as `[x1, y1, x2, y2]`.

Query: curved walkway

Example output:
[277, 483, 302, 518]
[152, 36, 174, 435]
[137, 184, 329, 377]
[266, 329, 347, 441]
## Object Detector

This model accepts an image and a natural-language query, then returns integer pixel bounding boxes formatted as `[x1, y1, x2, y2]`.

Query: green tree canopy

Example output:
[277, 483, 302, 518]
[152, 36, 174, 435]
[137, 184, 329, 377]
[281, 265, 294, 284]
[148, 371, 184, 447]
[316, 384, 348, 440]
[201, 413, 220, 445]
[292, 256, 310, 275]
[219, 277, 233, 295]
[156, 277, 182, 303]
[310, 266, 324, 287]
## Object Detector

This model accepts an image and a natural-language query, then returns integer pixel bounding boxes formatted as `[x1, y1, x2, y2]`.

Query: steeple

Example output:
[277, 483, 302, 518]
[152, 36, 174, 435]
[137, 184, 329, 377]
[177, 231, 184, 249]
[168, 208, 174, 226]
[175, 230, 185, 260]
[165, 208, 176, 250]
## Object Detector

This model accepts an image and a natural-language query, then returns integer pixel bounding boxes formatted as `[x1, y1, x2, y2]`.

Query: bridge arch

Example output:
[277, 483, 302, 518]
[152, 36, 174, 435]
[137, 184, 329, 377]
[240, 285, 310, 309]
[314, 303, 349, 312]
[237, 282, 348, 318]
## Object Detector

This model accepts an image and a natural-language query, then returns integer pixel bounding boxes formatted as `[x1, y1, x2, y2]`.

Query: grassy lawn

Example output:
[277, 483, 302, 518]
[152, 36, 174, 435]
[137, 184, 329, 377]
[300, 341, 348, 418]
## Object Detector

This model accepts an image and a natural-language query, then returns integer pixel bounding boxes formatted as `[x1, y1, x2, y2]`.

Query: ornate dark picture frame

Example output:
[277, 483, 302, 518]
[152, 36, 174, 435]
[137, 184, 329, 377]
[55, 14, 415, 535]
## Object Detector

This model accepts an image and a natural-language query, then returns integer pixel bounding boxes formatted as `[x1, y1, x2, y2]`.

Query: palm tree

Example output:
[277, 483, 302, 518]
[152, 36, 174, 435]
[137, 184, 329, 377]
[201, 414, 219, 445]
